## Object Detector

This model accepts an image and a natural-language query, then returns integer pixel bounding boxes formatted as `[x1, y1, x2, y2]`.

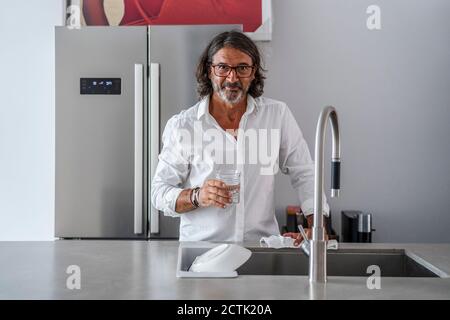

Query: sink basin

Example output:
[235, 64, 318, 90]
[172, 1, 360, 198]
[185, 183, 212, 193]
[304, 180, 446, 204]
[237, 248, 440, 277]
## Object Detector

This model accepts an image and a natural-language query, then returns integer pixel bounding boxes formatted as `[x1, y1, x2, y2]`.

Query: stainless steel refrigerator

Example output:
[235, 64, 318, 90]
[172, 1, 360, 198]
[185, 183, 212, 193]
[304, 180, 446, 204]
[55, 25, 238, 239]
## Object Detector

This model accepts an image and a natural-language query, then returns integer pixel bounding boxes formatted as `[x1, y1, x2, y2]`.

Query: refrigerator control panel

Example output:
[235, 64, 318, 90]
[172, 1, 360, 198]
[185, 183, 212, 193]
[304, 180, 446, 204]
[80, 78, 121, 95]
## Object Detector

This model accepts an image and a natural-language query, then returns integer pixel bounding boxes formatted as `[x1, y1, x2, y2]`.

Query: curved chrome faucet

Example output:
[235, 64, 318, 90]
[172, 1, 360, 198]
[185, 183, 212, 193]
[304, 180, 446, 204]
[309, 106, 340, 283]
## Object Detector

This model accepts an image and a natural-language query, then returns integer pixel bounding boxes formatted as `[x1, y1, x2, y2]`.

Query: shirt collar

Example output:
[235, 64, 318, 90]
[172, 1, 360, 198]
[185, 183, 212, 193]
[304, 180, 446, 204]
[197, 94, 258, 120]
[196, 95, 210, 120]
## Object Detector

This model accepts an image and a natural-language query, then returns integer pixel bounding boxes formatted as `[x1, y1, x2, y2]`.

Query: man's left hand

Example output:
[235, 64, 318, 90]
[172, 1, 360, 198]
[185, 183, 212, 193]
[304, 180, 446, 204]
[283, 227, 329, 246]
[283, 228, 308, 246]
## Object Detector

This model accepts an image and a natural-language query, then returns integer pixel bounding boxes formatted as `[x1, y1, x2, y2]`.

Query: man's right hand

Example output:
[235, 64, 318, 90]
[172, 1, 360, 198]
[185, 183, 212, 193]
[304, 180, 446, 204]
[198, 179, 233, 209]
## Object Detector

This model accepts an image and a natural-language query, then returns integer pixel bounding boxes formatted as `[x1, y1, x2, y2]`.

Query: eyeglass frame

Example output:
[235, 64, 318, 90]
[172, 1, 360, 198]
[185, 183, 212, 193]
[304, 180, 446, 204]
[209, 63, 256, 78]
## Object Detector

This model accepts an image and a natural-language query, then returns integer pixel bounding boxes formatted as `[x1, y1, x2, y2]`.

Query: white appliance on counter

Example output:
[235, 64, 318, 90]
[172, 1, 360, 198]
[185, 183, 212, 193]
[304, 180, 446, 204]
[55, 25, 239, 239]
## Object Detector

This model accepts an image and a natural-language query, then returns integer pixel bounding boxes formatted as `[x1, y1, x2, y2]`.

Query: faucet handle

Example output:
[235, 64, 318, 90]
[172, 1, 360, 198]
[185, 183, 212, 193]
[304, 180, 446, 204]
[298, 224, 309, 243]
[298, 225, 311, 256]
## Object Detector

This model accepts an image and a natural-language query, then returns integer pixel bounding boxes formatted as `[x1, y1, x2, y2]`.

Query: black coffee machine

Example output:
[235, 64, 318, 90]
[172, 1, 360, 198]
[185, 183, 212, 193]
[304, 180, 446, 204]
[341, 211, 375, 243]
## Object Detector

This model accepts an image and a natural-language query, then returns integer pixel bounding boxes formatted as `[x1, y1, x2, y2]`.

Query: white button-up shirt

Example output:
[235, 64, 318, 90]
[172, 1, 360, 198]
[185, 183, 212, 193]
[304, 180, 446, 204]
[151, 95, 329, 241]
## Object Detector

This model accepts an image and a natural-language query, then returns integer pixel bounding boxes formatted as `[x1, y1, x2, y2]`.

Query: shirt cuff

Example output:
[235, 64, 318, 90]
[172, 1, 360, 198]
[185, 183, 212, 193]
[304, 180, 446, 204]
[300, 198, 330, 217]
[163, 187, 184, 217]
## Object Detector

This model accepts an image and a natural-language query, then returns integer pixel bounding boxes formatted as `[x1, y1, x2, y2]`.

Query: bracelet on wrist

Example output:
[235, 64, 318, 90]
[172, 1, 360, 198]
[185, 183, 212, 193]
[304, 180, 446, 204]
[189, 188, 196, 208]
[193, 187, 200, 208]
[190, 187, 200, 208]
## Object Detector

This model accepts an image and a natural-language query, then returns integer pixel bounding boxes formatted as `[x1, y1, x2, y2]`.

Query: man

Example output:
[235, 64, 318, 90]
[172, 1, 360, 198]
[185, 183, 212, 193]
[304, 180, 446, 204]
[151, 30, 329, 243]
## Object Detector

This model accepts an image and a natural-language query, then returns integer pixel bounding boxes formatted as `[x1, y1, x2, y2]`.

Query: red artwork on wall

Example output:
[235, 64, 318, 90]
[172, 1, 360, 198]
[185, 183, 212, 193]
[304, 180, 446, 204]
[80, 0, 262, 33]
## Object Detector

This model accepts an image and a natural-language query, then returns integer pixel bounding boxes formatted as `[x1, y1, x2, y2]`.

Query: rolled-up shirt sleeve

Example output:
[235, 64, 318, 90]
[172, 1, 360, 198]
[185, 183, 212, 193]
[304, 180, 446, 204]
[151, 116, 190, 217]
[278, 104, 330, 217]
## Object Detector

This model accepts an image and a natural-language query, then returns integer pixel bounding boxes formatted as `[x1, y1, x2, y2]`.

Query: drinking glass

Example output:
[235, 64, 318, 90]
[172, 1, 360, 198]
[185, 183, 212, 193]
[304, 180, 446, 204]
[215, 170, 241, 204]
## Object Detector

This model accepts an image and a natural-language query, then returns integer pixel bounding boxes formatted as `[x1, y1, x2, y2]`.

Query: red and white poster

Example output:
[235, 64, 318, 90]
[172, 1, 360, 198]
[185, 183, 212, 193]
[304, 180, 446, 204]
[66, 0, 272, 40]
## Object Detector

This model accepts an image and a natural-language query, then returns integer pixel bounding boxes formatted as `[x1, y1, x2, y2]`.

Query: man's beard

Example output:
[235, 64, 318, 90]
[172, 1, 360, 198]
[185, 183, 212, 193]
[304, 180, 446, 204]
[212, 81, 249, 105]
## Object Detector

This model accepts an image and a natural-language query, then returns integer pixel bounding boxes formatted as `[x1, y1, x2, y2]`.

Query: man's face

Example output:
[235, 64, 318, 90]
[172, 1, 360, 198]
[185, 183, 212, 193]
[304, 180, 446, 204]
[209, 47, 255, 105]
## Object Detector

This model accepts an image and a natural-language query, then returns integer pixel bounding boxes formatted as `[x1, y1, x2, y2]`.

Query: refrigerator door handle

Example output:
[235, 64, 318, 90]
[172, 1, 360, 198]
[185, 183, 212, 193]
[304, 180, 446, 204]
[134, 64, 144, 234]
[150, 63, 160, 234]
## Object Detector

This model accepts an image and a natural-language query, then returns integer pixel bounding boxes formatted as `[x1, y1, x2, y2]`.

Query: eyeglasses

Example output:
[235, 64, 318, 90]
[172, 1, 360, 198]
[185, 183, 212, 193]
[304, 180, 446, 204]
[210, 63, 255, 78]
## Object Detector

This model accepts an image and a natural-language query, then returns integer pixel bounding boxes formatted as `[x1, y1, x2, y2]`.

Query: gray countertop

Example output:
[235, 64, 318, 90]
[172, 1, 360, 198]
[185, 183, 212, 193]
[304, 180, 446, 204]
[1, 240, 450, 300]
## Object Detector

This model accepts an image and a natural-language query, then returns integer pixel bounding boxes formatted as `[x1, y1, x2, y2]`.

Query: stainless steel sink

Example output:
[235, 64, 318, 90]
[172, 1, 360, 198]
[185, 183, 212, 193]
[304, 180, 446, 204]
[237, 248, 439, 277]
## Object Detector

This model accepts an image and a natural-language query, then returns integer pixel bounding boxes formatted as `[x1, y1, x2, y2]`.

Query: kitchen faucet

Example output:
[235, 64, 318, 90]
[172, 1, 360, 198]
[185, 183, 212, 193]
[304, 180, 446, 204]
[306, 106, 341, 283]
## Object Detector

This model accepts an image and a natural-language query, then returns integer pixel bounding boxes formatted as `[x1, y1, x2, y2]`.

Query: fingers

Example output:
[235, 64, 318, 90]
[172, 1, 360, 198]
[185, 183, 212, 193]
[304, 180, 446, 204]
[207, 191, 232, 207]
[207, 186, 231, 199]
[282, 232, 304, 246]
[205, 179, 232, 207]
[282, 232, 298, 239]
[207, 179, 227, 188]
[208, 199, 227, 209]
[283, 229, 328, 246]
[283, 229, 312, 246]
[198, 189, 226, 209]
[294, 234, 304, 246]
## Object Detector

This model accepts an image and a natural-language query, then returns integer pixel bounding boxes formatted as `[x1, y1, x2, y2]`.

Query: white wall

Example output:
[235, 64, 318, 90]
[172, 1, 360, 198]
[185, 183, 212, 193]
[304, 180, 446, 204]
[0, 0, 63, 240]
[261, 0, 450, 242]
